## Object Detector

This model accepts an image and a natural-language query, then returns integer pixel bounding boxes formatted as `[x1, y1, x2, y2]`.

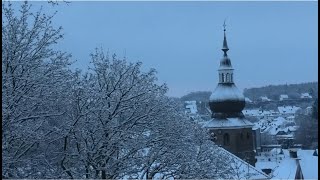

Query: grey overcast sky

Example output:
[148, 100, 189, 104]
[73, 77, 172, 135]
[14, 1, 318, 97]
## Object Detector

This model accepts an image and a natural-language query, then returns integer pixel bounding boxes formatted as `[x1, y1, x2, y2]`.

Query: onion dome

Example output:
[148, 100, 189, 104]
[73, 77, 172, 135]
[209, 22, 245, 118]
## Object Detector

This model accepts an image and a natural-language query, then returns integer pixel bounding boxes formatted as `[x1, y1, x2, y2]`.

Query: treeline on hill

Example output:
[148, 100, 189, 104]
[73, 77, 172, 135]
[180, 91, 211, 102]
[243, 82, 318, 101]
[180, 82, 318, 103]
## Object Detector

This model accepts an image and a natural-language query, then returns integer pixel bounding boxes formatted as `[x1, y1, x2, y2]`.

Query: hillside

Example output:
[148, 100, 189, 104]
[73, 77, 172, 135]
[243, 82, 318, 101]
[180, 82, 318, 103]
[180, 91, 211, 102]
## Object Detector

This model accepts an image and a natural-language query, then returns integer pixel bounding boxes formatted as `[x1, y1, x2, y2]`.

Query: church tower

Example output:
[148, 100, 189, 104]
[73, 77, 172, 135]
[203, 22, 256, 166]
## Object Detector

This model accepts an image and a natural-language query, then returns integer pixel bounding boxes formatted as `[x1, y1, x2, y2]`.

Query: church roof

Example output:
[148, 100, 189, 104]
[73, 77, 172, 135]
[210, 83, 244, 102]
[200, 117, 253, 129]
[218, 147, 269, 180]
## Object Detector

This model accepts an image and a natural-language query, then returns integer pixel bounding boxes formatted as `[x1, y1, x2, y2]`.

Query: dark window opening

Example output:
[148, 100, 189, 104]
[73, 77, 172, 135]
[223, 133, 230, 146]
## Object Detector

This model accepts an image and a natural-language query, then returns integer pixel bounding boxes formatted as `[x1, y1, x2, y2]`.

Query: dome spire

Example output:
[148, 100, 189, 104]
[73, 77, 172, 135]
[222, 20, 229, 56]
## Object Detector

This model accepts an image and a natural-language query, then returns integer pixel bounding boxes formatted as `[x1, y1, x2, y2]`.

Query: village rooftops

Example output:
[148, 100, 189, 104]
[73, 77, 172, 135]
[255, 148, 318, 179]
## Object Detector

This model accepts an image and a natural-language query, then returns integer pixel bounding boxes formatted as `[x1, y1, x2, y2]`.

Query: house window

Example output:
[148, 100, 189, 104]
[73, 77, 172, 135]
[240, 132, 243, 139]
[223, 133, 230, 145]
[247, 132, 250, 139]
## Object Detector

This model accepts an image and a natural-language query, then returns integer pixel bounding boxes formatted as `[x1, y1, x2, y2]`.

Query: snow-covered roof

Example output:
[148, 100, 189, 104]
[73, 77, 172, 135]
[245, 97, 253, 103]
[185, 101, 198, 114]
[200, 117, 253, 129]
[306, 106, 312, 110]
[278, 106, 301, 114]
[300, 93, 312, 98]
[242, 109, 277, 117]
[253, 120, 268, 131]
[218, 147, 269, 180]
[279, 94, 288, 101]
[288, 126, 299, 131]
[260, 117, 289, 135]
[260, 96, 271, 101]
[272, 117, 286, 126]
[256, 148, 318, 180]
[286, 115, 295, 119]
[210, 84, 244, 102]
[276, 134, 294, 140]
[298, 149, 318, 179]
[243, 109, 261, 116]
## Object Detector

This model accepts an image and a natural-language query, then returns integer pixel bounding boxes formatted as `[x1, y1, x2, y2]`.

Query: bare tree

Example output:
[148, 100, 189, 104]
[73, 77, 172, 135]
[2, 1, 72, 178]
[2, 2, 253, 179]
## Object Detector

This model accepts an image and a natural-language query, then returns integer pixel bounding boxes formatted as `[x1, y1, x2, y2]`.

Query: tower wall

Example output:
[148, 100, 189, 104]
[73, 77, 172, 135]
[209, 127, 256, 166]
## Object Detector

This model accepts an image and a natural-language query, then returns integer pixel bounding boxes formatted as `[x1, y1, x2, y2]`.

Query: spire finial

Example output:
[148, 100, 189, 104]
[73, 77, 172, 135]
[222, 19, 229, 55]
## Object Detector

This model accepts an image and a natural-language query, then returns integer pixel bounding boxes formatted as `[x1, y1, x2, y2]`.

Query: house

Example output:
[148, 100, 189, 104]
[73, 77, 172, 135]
[300, 93, 312, 99]
[305, 106, 313, 115]
[286, 115, 295, 122]
[260, 96, 271, 102]
[255, 147, 318, 179]
[185, 101, 198, 114]
[277, 106, 301, 116]
[279, 94, 289, 101]
[245, 97, 253, 103]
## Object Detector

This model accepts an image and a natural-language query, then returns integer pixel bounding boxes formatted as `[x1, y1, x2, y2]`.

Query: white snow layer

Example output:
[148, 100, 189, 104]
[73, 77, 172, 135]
[218, 147, 269, 180]
[256, 148, 318, 180]
[200, 117, 253, 129]
[210, 84, 244, 102]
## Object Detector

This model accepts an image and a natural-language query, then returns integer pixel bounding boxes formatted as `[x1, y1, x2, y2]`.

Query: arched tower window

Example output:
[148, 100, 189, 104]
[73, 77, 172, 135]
[223, 133, 230, 145]
[231, 73, 233, 82]
[219, 73, 222, 82]
[221, 73, 224, 83]
[226, 73, 230, 82]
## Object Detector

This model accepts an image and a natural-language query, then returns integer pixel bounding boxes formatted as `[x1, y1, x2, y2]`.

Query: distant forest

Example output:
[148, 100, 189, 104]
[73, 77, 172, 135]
[180, 82, 318, 102]
[243, 82, 318, 101]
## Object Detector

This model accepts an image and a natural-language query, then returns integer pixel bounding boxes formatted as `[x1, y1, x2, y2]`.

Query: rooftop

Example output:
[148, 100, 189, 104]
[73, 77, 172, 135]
[200, 117, 253, 129]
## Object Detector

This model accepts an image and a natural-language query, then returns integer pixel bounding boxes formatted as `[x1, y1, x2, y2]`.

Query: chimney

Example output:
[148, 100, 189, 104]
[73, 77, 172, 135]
[313, 149, 318, 156]
[289, 149, 297, 158]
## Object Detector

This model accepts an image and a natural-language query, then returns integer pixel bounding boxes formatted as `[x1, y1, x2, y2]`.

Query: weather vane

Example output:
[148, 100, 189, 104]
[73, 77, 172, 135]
[223, 19, 227, 31]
